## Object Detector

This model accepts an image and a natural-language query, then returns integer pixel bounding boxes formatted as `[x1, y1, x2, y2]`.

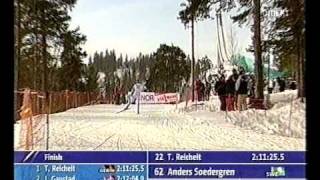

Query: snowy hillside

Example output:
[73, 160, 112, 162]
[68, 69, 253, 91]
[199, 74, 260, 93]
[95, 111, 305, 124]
[14, 90, 305, 151]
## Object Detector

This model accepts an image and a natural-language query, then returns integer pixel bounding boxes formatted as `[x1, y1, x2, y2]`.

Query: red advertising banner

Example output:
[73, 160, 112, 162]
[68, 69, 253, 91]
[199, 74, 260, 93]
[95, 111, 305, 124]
[140, 92, 179, 104]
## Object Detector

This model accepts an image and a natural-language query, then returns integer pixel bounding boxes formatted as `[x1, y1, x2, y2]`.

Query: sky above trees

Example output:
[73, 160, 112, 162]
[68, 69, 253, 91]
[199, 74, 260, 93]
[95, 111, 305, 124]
[69, 0, 253, 64]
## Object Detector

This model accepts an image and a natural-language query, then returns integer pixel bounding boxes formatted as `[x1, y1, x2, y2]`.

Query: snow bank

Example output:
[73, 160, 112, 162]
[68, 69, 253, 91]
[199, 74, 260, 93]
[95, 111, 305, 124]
[269, 90, 298, 104]
[179, 90, 305, 138]
[226, 99, 305, 138]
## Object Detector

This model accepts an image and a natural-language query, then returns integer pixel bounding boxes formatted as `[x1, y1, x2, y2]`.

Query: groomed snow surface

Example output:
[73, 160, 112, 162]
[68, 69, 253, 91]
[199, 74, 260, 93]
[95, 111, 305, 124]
[14, 90, 305, 151]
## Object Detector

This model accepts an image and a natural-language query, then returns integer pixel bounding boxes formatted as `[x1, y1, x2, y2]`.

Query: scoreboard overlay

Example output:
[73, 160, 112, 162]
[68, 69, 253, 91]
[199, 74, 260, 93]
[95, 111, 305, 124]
[14, 151, 306, 179]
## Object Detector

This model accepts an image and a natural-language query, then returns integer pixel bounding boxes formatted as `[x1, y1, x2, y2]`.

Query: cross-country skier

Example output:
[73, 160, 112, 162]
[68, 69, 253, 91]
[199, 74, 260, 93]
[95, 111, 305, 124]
[116, 80, 146, 113]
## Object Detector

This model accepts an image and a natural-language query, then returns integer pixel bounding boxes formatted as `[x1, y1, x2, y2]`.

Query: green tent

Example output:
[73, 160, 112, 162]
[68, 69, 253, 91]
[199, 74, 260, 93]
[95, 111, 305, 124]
[265, 68, 286, 79]
[232, 55, 286, 79]
[231, 55, 254, 73]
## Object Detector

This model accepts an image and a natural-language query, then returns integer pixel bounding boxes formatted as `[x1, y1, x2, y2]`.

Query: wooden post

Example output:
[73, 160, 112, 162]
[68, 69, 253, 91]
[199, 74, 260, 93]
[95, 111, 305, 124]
[46, 93, 51, 150]
[36, 93, 39, 115]
[65, 90, 69, 110]
[29, 91, 33, 150]
[72, 92, 74, 108]
[75, 92, 78, 107]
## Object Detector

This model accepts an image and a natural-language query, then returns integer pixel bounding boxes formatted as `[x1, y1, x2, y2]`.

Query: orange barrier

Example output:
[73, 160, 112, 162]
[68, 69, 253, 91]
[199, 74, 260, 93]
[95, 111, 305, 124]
[15, 89, 101, 150]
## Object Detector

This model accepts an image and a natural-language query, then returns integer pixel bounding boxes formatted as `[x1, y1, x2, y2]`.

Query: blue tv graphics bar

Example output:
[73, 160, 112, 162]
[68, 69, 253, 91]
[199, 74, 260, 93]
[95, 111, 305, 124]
[14, 151, 306, 179]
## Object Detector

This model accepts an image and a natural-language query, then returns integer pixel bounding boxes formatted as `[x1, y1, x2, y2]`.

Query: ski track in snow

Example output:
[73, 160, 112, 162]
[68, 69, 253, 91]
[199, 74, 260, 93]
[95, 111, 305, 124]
[15, 91, 305, 151]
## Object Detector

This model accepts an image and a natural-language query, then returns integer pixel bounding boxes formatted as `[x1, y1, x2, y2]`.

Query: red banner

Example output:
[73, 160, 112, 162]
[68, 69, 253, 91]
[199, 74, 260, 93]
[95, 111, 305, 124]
[140, 92, 179, 104]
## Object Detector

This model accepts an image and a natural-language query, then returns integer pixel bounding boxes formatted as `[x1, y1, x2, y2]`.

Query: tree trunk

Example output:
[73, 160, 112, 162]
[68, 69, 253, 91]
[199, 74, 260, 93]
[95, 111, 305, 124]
[41, 8, 48, 113]
[14, 0, 21, 122]
[42, 36, 47, 92]
[300, 50, 305, 99]
[298, 35, 305, 100]
[33, 35, 38, 90]
[253, 0, 264, 99]
[16, 0, 21, 89]
[296, 34, 301, 98]
[34, 8, 39, 90]
[191, 17, 195, 102]
[291, 54, 296, 80]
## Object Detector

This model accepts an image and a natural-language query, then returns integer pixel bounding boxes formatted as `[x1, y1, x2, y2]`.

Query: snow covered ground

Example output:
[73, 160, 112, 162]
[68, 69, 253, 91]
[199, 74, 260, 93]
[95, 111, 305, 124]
[14, 90, 305, 151]
[184, 90, 305, 139]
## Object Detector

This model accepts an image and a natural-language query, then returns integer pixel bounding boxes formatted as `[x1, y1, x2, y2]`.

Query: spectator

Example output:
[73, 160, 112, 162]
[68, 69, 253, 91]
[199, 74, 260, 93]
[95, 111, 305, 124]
[195, 79, 204, 101]
[231, 68, 239, 110]
[279, 77, 286, 92]
[247, 75, 253, 96]
[205, 79, 211, 101]
[273, 78, 280, 93]
[247, 74, 255, 105]
[290, 81, 297, 90]
[235, 70, 248, 111]
[215, 75, 226, 111]
[225, 75, 236, 111]
[231, 68, 239, 81]
[200, 80, 205, 101]
[267, 79, 274, 94]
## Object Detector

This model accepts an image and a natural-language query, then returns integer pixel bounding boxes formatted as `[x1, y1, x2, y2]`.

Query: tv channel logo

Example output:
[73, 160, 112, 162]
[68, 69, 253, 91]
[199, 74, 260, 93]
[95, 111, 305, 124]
[266, 166, 286, 177]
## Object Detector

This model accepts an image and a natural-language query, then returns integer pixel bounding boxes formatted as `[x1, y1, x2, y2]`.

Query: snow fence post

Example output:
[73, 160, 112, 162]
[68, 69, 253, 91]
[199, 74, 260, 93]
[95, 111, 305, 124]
[20, 89, 33, 150]
[65, 90, 69, 110]
[46, 92, 52, 150]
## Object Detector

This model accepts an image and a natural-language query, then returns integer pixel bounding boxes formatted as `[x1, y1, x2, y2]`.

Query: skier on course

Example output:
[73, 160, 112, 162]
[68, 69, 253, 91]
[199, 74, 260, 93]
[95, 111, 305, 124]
[116, 80, 146, 113]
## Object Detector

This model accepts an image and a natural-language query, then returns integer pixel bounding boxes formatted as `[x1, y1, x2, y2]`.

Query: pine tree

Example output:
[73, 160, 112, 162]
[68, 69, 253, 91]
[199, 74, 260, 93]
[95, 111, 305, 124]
[150, 44, 190, 92]
[267, 0, 305, 99]
[59, 28, 87, 90]
[85, 63, 98, 91]
[15, 0, 80, 92]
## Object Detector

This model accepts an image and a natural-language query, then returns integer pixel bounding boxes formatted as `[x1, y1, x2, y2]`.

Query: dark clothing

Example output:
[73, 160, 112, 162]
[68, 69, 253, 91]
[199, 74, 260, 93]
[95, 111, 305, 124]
[214, 80, 226, 96]
[219, 95, 226, 111]
[205, 82, 211, 101]
[238, 77, 248, 95]
[232, 74, 239, 81]
[279, 80, 286, 92]
[215, 80, 227, 111]
[290, 82, 297, 90]
[200, 82, 205, 101]
[195, 80, 202, 101]
[195, 80, 201, 91]
[225, 79, 236, 95]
